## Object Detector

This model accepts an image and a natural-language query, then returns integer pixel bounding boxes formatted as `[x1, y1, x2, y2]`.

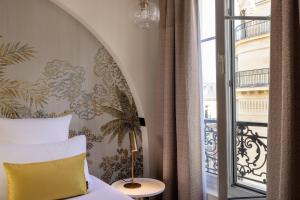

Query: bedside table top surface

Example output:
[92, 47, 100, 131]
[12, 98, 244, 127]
[111, 178, 165, 198]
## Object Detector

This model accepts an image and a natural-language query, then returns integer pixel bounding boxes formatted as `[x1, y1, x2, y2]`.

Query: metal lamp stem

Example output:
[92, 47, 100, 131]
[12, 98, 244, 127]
[131, 150, 134, 182]
[124, 131, 141, 189]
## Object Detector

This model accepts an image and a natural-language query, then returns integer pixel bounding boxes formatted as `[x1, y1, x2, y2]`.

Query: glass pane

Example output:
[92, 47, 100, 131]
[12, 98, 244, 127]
[233, 19, 270, 192]
[202, 40, 216, 85]
[201, 39, 219, 198]
[200, 0, 216, 39]
[234, 0, 271, 16]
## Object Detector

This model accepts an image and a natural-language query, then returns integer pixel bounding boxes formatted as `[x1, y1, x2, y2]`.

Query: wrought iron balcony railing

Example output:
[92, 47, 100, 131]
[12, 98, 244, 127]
[204, 119, 267, 189]
[235, 68, 269, 88]
[235, 20, 270, 42]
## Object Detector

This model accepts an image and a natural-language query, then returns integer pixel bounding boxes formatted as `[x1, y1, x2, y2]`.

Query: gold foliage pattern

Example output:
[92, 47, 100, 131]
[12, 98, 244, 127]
[43, 60, 85, 102]
[70, 92, 100, 120]
[0, 35, 143, 183]
[0, 79, 48, 118]
[94, 47, 131, 107]
[0, 36, 35, 79]
[101, 86, 142, 146]
[99, 147, 143, 183]
[0, 42, 35, 67]
[69, 127, 104, 162]
[69, 47, 132, 120]
[27, 110, 72, 119]
[0, 37, 48, 118]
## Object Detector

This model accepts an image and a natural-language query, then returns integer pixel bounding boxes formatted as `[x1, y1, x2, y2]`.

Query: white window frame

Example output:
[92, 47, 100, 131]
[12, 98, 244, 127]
[215, 0, 270, 199]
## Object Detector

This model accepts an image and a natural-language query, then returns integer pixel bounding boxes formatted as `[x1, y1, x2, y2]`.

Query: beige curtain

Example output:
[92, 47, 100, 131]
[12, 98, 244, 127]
[267, 0, 300, 199]
[159, 0, 203, 200]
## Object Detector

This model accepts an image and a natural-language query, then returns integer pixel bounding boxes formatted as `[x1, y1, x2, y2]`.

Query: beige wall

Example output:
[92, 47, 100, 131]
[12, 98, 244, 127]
[236, 90, 269, 123]
[237, 0, 271, 16]
[51, 0, 161, 178]
[235, 34, 270, 71]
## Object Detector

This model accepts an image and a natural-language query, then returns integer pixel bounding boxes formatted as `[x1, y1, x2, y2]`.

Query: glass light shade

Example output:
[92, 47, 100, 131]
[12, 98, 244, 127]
[131, 0, 160, 29]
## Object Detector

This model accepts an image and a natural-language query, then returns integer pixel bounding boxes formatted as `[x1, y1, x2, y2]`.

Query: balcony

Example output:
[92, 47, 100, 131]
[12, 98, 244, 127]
[235, 20, 270, 42]
[235, 68, 269, 88]
[204, 119, 267, 191]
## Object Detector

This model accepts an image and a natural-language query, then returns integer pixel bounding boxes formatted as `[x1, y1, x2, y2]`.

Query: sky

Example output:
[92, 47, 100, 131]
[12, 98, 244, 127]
[200, 0, 216, 84]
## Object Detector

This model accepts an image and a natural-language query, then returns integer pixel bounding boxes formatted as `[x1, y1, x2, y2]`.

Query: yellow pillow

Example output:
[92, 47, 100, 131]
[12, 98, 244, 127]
[3, 153, 87, 200]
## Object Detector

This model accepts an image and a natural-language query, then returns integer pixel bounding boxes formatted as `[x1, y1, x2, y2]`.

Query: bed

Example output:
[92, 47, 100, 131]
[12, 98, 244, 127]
[70, 176, 132, 200]
[0, 116, 133, 200]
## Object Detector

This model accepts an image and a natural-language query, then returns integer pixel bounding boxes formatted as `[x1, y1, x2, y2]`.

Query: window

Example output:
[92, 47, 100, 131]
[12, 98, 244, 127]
[200, 0, 271, 199]
[227, 0, 270, 194]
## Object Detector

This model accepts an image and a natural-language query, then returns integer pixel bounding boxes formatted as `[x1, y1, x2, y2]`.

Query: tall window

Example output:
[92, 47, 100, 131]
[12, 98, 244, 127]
[201, 0, 271, 198]
[227, 0, 270, 193]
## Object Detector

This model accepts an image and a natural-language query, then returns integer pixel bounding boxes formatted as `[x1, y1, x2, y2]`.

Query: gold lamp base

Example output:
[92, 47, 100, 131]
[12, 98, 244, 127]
[124, 182, 142, 189]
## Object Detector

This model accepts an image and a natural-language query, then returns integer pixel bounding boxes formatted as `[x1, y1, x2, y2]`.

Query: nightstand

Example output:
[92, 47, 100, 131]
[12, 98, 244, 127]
[111, 178, 165, 200]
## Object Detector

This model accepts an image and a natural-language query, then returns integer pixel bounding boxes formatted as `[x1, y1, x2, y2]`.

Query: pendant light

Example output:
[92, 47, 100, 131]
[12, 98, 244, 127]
[131, 0, 160, 29]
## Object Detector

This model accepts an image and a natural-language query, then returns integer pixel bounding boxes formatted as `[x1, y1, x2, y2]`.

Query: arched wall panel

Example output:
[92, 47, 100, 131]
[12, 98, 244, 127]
[0, 0, 145, 183]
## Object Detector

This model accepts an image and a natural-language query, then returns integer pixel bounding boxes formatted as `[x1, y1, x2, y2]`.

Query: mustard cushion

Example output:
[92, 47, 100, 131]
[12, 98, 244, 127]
[3, 153, 87, 200]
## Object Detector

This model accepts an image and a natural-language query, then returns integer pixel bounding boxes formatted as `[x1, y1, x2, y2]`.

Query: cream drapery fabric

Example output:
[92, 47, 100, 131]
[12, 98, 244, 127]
[159, 0, 203, 199]
[267, 0, 300, 199]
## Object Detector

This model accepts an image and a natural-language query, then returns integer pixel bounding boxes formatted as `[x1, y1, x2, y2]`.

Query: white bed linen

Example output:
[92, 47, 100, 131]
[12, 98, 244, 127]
[69, 176, 133, 200]
[0, 115, 72, 144]
[0, 136, 90, 200]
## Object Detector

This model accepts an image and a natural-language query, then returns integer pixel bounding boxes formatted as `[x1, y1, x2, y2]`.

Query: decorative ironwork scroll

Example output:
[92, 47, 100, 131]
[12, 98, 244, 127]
[204, 119, 268, 189]
[236, 122, 267, 185]
[204, 119, 218, 175]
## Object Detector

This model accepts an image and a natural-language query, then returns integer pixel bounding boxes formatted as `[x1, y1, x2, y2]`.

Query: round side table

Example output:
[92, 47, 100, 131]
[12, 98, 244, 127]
[111, 178, 165, 200]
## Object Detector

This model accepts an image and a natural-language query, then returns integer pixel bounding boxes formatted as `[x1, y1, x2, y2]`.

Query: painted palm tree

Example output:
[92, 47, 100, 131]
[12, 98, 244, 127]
[101, 86, 142, 188]
[101, 86, 141, 150]
[0, 36, 48, 118]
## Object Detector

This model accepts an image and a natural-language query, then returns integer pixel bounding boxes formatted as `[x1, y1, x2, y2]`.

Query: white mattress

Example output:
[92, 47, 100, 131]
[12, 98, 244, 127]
[69, 176, 133, 200]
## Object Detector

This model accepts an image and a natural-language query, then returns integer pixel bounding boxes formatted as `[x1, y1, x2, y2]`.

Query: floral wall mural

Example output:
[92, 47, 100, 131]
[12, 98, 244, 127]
[0, 0, 143, 183]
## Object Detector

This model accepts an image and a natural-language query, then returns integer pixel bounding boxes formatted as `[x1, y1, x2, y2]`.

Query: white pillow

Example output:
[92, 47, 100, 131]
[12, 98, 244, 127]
[0, 135, 90, 200]
[0, 114, 72, 144]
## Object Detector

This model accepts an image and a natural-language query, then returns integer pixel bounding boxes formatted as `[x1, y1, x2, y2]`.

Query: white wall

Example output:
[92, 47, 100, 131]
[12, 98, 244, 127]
[51, 0, 161, 178]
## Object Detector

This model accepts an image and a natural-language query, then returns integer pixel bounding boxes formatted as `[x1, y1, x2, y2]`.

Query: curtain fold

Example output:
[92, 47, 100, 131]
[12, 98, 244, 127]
[267, 0, 300, 199]
[159, 0, 203, 200]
